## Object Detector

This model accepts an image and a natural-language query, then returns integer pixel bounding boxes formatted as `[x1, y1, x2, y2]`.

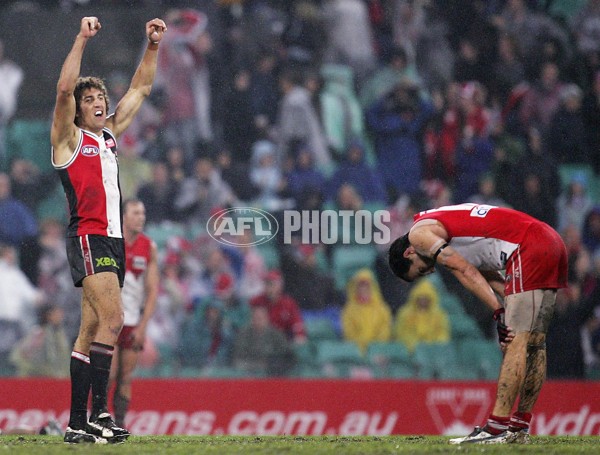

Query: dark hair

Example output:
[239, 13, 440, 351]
[74, 76, 110, 127]
[122, 198, 143, 214]
[388, 233, 413, 281]
[279, 66, 305, 86]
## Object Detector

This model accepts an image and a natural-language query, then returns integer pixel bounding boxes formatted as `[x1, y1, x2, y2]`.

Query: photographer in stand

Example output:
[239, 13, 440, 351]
[366, 79, 434, 201]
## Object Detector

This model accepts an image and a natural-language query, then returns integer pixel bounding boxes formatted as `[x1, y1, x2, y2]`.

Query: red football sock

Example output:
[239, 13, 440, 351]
[509, 411, 532, 432]
[486, 414, 510, 435]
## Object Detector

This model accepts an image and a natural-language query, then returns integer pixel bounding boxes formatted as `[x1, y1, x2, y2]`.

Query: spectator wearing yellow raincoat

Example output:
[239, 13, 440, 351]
[341, 268, 392, 353]
[394, 278, 450, 352]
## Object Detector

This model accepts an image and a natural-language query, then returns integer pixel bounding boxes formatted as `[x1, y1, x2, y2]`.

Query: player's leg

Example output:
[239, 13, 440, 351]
[110, 326, 131, 427]
[113, 347, 139, 427]
[108, 343, 121, 423]
[516, 331, 547, 411]
[499, 331, 545, 444]
[109, 344, 121, 387]
[84, 272, 123, 415]
[65, 294, 104, 443]
[64, 236, 108, 444]
[449, 331, 529, 445]
[84, 271, 124, 345]
[450, 290, 547, 445]
[490, 331, 529, 418]
[508, 289, 556, 443]
[82, 272, 129, 442]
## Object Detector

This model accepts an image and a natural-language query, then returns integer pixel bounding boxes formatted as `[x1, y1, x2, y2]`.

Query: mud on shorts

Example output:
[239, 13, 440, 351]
[502, 221, 566, 333]
[66, 234, 125, 288]
[505, 289, 557, 334]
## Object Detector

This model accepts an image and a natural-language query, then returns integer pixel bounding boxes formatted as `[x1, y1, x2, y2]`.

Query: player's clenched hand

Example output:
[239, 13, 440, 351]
[146, 18, 167, 44]
[493, 307, 514, 347]
[130, 328, 146, 352]
[80, 17, 101, 39]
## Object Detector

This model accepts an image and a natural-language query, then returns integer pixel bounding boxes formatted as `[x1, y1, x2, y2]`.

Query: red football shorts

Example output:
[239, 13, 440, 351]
[504, 222, 568, 295]
[116, 325, 143, 351]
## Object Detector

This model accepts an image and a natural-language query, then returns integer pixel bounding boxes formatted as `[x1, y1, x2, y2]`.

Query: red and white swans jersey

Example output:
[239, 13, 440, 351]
[411, 203, 567, 293]
[122, 233, 154, 326]
[52, 127, 122, 238]
[411, 204, 533, 270]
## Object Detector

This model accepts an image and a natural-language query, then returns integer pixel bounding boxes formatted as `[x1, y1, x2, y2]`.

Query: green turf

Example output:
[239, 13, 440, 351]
[1, 435, 599, 454]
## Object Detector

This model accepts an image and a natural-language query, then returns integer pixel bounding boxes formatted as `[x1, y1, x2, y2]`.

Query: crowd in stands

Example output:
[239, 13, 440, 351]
[2, 0, 600, 380]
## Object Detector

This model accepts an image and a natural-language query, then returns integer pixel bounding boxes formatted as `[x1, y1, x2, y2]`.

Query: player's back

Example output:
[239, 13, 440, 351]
[414, 204, 538, 244]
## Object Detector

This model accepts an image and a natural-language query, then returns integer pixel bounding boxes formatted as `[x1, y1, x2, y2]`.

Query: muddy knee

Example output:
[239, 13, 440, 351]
[527, 332, 546, 353]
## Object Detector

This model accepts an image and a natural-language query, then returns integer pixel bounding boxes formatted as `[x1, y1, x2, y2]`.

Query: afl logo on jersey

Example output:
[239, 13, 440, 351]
[81, 145, 100, 157]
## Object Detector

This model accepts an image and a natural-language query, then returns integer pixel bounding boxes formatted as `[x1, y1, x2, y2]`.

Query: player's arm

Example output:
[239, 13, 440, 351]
[480, 270, 506, 298]
[108, 18, 166, 138]
[132, 242, 159, 348]
[51, 17, 100, 165]
[410, 227, 502, 312]
[438, 248, 502, 312]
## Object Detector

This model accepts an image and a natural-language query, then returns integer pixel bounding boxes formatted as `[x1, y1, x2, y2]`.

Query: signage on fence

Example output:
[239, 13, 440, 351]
[0, 379, 598, 435]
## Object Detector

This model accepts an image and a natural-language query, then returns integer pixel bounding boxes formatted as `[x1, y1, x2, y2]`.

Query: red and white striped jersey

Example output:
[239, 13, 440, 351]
[411, 203, 538, 271]
[52, 128, 122, 238]
[122, 233, 153, 326]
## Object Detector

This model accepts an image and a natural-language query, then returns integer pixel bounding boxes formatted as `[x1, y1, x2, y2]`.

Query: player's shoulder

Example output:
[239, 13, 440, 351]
[137, 232, 155, 246]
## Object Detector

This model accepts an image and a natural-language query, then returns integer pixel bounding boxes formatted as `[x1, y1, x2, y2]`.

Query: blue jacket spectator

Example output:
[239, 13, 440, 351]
[453, 134, 495, 204]
[582, 206, 600, 255]
[222, 69, 259, 164]
[249, 51, 279, 127]
[359, 46, 421, 110]
[285, 141, 326, 205]
[326, 139, 387, 204]
[0, 173, 38, 247]
[547, 84, 589, 166]
[366, 81, 433, 199]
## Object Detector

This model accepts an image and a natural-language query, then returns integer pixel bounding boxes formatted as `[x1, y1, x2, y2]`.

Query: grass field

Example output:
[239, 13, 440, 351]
[1, 435, 599, 454]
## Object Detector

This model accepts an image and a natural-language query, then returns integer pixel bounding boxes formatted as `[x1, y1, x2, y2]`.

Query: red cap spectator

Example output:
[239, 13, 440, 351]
[264, 269, 282, 282]
[214, 273, 234, 297]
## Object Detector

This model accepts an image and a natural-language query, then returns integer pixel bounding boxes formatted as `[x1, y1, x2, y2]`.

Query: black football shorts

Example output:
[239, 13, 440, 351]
[66, 234, 125, 288]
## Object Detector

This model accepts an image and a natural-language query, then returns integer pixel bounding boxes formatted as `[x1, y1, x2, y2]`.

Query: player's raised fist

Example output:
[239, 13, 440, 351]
[146, 18, 167, 45]
[80, 16, 101, 38]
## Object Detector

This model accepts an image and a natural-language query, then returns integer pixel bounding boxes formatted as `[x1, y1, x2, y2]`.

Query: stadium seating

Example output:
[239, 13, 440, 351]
[455, 338, 503, 380]
[178, 366, 203, 378]
[413, 342, 460, 380]
[255, 242, 280, 270]
[5, 119, 52, 172]
[133, 366, 156, 378]
[587, 366, 600, 380]
[145, 222, 186, 250]
[426, 273, 449, 294]
[185, 222, 207, 241]
[293, 341, 316, 364]
[331, 244, 378, 290]
[304, 317, 339, 342]
[558, 164, 599, 202]
[201, 366, 249, 378]
[366, 342, 415, 378]
[291, 342, 323, 378]
[315, 340, 370, 378]
[439, 293, 468, 316]
[450, 312, 484, 340]
[36, 183, 68, 222]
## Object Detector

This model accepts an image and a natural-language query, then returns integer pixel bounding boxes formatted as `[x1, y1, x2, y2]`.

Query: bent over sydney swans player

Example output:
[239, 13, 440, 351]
[388, 203, 567, 444]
